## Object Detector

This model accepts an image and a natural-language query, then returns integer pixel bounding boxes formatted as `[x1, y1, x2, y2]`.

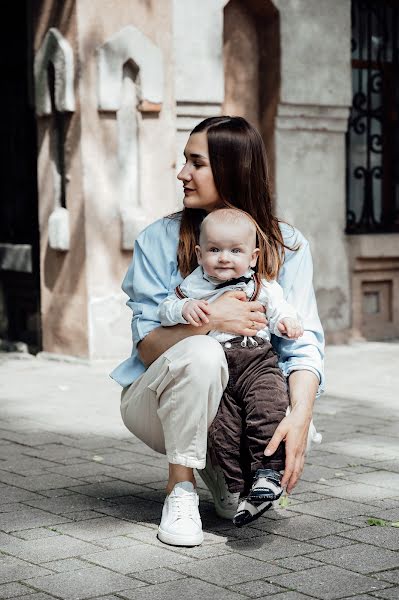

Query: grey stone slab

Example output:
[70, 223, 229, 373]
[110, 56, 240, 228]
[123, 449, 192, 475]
[40, 559, 94, 573]
[1, 535, 101, 563]
[375, 569, 399, 584]
[10, 529, 61, 541]
[0, 485, 43, 505]
[59, 510, 106, 522]
[349, 471, 399, 492]
[44, 463, 119, 479]
[228, 534, 322, 562]
[260, 593, 317, 600]
[273, 555, 324, 571]
[0, 508, 71, 533]
[134, 568, 186, 585]
[92, 498, 162, 522]
[0, 503, 30, 514]
[107, 466, 169, 486]
[0, 532, 20, 545]
[288, 497, 372, 521]
[308, 543, 399, 574]
[53, 516, 152, 541]
[0, 473, 85, 492]
[369, 589, 399, 600]
[0, 583, 35, 598]
[117, 578, 246, 600]
[320, 437, 399, 462]
[23, 495, 115, 515]
[66, 481, 144, 498]
[318, 482, 396, 504]
[24, 566, 139, 600]
[8, 594, 57, 600]
[251, 513, 353, 541]
[310, 534, 358, 549]
[93, 536, 146, 550]
[82, 543, 190, 574]
[301, 464, 347, 483]
[338, 526, 399, 550]
[269, 565, 390, 599]
[173, 553, 288, 585]
[227, 580, 286, 598]
[161, 541, 232, 560]
[36, 490, 77, 499]
[0, 556, 52, 585]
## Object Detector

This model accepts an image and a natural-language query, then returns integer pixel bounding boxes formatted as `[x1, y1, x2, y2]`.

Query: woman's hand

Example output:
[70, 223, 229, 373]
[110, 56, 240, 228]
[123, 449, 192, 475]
[264, 370, 318, 493]
[264, 406, 311, 493]
[208, 290, 267, 336]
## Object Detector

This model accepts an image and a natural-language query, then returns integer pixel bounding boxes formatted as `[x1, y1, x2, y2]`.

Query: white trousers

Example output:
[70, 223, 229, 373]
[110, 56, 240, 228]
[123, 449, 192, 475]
[120, 336, 229, 469]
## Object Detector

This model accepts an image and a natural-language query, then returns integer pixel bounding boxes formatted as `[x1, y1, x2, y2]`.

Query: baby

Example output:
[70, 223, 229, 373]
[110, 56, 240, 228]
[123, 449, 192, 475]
[158, 208, 305, 526]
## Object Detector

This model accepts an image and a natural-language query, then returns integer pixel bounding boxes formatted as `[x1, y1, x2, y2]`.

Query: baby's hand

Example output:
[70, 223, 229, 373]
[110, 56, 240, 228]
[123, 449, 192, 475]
[277, 317, 303, 339]
[182, 299, 211, 327]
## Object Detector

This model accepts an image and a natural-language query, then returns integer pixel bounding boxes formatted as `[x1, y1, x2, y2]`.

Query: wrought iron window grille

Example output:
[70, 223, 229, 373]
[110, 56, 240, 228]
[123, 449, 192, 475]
[346, 0, 399, 233]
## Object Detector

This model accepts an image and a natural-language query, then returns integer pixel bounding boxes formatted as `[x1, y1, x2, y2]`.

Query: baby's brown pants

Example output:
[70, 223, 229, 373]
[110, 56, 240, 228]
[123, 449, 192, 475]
[208, 336, 289, 494]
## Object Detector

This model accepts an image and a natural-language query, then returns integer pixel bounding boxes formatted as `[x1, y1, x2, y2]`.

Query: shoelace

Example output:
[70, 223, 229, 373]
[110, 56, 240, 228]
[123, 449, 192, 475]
[169, 495, 197, 520]
[241, 336, 258, 348]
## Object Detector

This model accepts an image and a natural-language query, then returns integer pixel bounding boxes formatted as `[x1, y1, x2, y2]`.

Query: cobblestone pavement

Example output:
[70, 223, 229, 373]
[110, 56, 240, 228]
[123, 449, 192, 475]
[0, 341, 398, 600]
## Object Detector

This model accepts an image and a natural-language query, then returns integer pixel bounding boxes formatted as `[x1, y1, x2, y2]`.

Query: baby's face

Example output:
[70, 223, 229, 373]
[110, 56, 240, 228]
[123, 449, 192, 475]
[195, 221, 259, 282]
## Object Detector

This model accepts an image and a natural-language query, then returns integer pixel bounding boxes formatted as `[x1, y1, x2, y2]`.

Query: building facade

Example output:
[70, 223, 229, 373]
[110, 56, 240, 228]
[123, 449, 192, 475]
[0, 0, 398, 360]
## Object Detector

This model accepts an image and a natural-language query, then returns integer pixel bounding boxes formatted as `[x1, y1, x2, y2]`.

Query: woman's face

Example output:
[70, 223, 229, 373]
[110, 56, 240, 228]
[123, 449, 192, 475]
[177, 132, 223, 212]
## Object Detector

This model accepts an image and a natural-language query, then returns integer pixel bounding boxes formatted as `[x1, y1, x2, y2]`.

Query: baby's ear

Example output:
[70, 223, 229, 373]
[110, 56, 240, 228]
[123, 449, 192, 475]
[250, 248, 260, 268]
[195, 245, 202, 265]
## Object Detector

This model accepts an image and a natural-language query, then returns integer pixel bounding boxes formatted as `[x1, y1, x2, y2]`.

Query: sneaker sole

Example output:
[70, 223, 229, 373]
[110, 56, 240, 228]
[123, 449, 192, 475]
[157, 527, 203, 547]
[197, 466, 237, 520]
[233, 501, 272, 528]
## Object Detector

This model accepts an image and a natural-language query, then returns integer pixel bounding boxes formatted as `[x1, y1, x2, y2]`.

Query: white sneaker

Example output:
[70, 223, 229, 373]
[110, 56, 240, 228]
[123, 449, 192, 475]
[197, 454, 240, 520]
[157, 481, 204, 546]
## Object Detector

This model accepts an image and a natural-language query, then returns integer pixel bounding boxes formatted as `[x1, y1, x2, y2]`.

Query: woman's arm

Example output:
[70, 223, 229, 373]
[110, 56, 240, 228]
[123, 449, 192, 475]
[139, 290, 267, 367]
[264, 370, 319, 493]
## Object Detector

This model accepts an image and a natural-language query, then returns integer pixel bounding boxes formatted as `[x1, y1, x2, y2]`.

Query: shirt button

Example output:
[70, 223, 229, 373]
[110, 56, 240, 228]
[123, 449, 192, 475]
[224, 342, 232, 349]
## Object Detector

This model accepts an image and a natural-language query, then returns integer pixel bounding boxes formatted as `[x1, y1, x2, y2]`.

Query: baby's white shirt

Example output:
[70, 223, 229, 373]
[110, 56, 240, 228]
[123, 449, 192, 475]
[157, 266, 300, 342]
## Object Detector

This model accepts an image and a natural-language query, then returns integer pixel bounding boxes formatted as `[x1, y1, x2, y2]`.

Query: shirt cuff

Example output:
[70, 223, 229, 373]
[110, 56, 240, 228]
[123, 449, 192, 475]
[279, 362, 325, 398]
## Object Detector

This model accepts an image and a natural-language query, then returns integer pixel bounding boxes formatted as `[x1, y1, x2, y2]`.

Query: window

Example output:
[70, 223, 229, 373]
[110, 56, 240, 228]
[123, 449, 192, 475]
[346, 0, 399, 233]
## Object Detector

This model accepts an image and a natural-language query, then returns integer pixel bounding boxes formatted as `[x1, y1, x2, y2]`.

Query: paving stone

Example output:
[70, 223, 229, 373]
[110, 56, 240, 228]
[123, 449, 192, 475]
[173, 553, 288, 585]
[10, 529, 61, 541]
[260, 593, 316, 600]
[369, 589, 399, 600]
[273, 555, 324, 571]
[228, 534, 320, 561]
[338, 526, 399, 550]
[40, 559, 94, 573]
[24, 566, 139, 600]
[0, 473, 85, 492]
[0, 485, 43, 505]
[92, 498, 162, 522]
[51, 516, 144, 541]
[44, 463, 119, 479]
[0, 556, 52, 585]
[1, 535, 101, 563]
[0, 508, 71, 533]
[59, 510, 105, 522]
[119, 577, 247, 600]
[349, 471, 399, 492]
[318, 482, 395, 504]
[81, 543, 190, 573]
[0, 583, 35, 599]
[66, 481, 144, 498]
[94, 536, 148, 550]
[374, 569, 399, 584]
[134, 568, 186, 585]
[308, 543, 399, 574]
[251, 513, 353, 540]
[227, 580, 286, 598]
[289, 497, 372, 521]
[269, 565, 390, 599]
[8, 594, 57, 600]
[309, 534, 358, 549]
[23, 495, 115, 515]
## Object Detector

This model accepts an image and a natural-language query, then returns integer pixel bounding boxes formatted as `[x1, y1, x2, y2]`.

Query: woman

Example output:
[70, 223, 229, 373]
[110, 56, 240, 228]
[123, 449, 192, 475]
[111, 116, 324, 547]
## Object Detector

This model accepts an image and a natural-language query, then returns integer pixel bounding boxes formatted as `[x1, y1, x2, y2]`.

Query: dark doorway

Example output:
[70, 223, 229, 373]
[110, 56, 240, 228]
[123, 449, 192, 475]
[0, 1, 41, 352]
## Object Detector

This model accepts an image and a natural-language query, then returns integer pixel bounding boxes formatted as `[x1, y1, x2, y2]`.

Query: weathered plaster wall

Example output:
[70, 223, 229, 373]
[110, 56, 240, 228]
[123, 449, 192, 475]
[33, 0, 89, 357]
[273, 0, 352, 338]
[75, 0, 176, 358]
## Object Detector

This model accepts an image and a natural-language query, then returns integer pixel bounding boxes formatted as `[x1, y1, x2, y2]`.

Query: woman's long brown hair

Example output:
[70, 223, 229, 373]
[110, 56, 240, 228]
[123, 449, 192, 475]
[171, 116, 298, 280]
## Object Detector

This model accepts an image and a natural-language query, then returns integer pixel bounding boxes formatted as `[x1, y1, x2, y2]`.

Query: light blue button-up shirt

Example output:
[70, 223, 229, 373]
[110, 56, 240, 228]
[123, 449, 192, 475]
[110, 214, 325, 395]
